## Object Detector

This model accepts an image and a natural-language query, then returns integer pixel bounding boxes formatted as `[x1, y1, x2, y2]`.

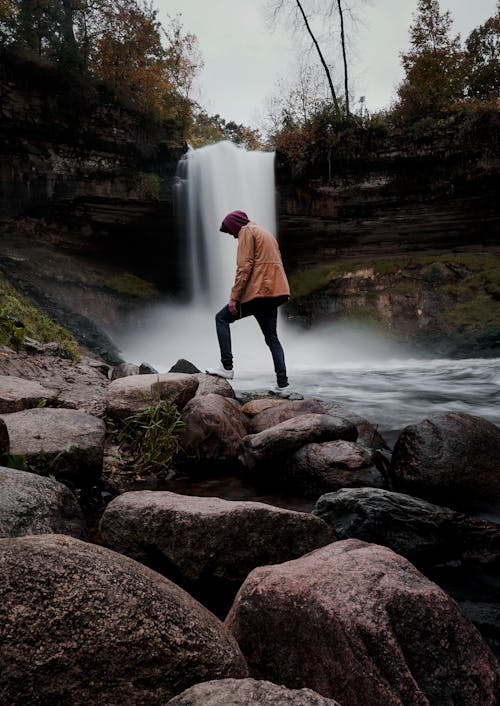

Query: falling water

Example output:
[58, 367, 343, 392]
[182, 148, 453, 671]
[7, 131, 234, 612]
[179, 141, 276, 305]
[110, 141, 500, 460]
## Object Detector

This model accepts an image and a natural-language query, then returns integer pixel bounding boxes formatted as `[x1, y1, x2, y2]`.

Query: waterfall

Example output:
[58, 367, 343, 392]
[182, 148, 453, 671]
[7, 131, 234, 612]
[180, 141, 277, 306]
[112, 139, 406, 377]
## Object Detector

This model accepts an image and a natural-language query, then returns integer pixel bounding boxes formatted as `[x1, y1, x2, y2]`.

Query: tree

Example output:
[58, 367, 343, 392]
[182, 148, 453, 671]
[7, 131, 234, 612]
[269, 0, 340, 114]
[463, 9, 500, 101]
[397, 0, 465, 119]
[189, 108, 263, 150]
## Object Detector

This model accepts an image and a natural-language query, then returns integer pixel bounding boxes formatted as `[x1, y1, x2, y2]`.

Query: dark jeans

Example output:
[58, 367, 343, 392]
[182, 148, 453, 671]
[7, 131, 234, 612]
[215, 298, 288, 387]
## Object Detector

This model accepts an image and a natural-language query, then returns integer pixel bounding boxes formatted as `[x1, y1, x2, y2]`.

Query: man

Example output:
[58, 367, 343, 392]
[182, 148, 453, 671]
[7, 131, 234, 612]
[206, 210, 292, 396]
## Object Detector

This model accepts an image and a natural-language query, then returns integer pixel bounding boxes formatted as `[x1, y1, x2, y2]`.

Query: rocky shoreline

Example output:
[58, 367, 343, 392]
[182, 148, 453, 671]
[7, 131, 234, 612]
[0, 341, 499, 704]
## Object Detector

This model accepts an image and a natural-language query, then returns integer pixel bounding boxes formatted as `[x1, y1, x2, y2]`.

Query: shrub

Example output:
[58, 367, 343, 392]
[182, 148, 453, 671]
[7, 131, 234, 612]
[105, 400, 184, 477]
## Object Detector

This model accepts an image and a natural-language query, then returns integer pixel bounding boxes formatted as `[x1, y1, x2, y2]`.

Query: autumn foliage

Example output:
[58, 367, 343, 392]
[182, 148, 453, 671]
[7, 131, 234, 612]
[0, 0, 202, 128]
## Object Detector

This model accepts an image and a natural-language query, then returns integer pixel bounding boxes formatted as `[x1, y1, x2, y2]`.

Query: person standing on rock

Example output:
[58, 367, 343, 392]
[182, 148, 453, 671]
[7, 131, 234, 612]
[206, 210, 292, 396]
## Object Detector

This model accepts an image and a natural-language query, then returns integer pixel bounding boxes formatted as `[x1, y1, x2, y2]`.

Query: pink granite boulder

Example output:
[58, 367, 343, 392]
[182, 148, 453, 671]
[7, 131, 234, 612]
[225, 539, 499, 705]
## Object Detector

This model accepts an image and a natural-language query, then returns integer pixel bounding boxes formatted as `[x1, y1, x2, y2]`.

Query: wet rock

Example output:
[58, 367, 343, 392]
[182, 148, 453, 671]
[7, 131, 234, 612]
[245, 399, 331, 433]
[169, 359, 201, 374]
[0, 407, 106, 484]
[242, 397, 386, 449]
[0, 535, 247, 704]
[0, 466, 86, 539]
[239, 414, 357, 475]
[180, 393, 248, 467]
[226, 539, 499, 706]
[193, 373, 235, 398]
[287, 441, 386, 497]
[167, 678, 341, 705]
[390, 412, 500, 507]
[0, 374, 58, 412]
[111, 362, 140, 380]
[139, 361, 158, 374]
[106, 373, 198, 418]
[324, 401, 388, 449]
[100, 490, 335, 616]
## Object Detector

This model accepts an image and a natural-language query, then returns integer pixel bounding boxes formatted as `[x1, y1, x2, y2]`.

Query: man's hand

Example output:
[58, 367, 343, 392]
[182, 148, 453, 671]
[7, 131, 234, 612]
[228, 298, 238, 315]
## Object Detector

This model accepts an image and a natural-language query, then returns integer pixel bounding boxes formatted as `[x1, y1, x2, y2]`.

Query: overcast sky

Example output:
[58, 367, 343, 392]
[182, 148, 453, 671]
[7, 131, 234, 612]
[156, 0, 497, 128]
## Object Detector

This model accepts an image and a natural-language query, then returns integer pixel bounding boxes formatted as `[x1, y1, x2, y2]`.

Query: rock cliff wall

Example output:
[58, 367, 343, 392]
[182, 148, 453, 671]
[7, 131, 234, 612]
[277, 110, 500, 355]
[0, 49, 184, 288]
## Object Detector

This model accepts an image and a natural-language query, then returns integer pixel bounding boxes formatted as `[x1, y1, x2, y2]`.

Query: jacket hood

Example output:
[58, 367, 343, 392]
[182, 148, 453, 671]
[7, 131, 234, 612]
[219, 210, 250, 236]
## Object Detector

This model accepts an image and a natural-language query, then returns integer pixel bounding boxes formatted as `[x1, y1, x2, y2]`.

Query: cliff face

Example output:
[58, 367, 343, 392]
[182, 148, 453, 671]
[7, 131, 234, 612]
[0, 49, 184, 288]
[277, 110, 500, 355]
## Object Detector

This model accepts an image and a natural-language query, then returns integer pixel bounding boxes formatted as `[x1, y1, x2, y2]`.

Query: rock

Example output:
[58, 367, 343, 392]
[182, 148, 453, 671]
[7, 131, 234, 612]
[239, 414, 358, 474]
[167, 678, 341, 705]
[169, 359, 201, 374]
[314, 487, 500, 565]
[106, 373, 198, 418]
[225, 540, 499, 706]
[0, 374, 58, 412]
[180, 393, 248, 468]
[0, 417, 8, 454]
[0, 346, 110, 416]
[0, 534, 247, 704]
[0, 408, 106, 484]
[139, 361, 158, 374]
[240, 398, 286, 416]
[390, 412, 500, 507]
[245, 398, 332, 434]
[111, 362, 140, 380]
[313, 487, 500, 655]
[193, 373, 235, 398]
[0, 466, 86, 539]
[100, 491, 335, 616]
[242, 397, 386, 449]
[324, 401, 388, 449]
[286, 441, 386, 497]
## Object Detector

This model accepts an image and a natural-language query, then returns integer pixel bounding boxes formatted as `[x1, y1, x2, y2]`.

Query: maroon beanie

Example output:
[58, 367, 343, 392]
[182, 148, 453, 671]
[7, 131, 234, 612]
[220, 210, 250, 236]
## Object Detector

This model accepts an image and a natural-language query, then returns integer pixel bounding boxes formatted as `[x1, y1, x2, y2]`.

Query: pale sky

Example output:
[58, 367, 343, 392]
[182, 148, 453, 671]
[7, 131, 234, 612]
[156, 0, 498, 128]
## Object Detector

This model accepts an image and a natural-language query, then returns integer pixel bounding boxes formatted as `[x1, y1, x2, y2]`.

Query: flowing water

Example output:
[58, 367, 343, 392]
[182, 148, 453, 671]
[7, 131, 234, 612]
[112, 141, 500, 452]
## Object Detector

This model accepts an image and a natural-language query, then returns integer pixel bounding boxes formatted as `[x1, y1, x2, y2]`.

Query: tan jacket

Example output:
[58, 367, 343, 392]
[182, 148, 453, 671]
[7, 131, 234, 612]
[230, 222, 290, 304]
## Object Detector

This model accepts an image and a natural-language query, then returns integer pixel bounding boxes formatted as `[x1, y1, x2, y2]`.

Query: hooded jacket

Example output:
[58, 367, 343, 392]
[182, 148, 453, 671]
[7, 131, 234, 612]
[230, 222, 290, 304]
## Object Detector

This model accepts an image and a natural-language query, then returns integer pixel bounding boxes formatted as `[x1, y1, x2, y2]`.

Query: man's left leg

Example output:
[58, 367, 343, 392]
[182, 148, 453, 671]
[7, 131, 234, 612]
[253, 301, 288, 388]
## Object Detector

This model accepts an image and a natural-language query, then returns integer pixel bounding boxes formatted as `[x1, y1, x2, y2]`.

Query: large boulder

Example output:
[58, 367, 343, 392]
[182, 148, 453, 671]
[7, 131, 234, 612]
[0, 534, 247, 704]
[314, 487, 500, 566]
[106, 373, 198, 418]
[0, 407, 106, 484]
[0, 374, 57, 412]
[314, 487, 500, 654]
[225, 540, 499, 706]
[0, 346, 110, 416]
[286, 440, 386, 497]
[167, 679, 341, 705]
[242, 397, 385, 449]
[239, 414, 357, 475]
[0, 466, 86, 539]
[390, 412, 500, 507]
[243, 398, 333, 434]
[100, 491, 334, 616]
[180, 393, 248, 467]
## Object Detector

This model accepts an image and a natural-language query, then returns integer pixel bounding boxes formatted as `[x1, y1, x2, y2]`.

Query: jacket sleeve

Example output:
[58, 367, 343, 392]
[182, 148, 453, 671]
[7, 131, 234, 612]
[230, 228, 254, 301]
